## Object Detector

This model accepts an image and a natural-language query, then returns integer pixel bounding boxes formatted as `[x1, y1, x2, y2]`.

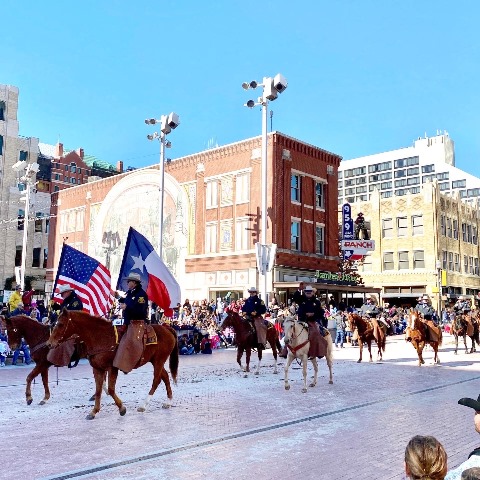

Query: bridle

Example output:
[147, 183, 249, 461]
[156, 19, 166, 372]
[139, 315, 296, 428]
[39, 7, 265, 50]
[284, 317, 309, 353]
[54, 314, 73, 344]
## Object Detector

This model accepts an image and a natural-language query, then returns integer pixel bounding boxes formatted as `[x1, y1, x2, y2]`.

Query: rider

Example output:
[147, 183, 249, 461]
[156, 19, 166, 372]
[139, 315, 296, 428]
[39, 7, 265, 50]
[454, 296, 471, 315]
[113, 272, 149, 373]
[58, 284, 84, 311]
[242, 286, 267, 349]
[297, 285, 328, 357]
[414, 295, 437, 341]
[358, 295, 380, 319]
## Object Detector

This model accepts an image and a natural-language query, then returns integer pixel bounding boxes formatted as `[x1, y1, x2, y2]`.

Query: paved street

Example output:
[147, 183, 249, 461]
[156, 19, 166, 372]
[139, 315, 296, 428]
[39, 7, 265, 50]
[1, 333, 479, 480]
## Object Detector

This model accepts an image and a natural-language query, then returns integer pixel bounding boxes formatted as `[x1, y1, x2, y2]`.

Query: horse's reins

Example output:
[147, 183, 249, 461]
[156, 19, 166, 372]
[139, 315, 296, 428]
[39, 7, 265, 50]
[285, 319, 309, 355]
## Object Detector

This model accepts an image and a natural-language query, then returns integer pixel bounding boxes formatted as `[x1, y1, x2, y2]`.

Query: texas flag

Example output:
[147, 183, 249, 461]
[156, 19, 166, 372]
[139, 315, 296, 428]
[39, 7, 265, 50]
[116, 227, 181, 317]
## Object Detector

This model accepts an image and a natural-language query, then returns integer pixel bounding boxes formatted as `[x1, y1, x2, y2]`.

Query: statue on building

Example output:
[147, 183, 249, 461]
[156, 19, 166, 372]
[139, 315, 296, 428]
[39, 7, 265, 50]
[354, 212, 369, 240]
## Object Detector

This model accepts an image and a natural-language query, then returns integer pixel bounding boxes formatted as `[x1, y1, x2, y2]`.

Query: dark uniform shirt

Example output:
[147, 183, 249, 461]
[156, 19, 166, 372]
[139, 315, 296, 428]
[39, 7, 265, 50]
[61, 291, 84, 311]
[414, 302, 436, 319]
[297, 297, 325, 324]
[242, 295, 266, 317]
[292, 289, 307, 306]
[121, 284, 148, 326]
[454, 300, 471, 314]
[358, 302, 379, 318]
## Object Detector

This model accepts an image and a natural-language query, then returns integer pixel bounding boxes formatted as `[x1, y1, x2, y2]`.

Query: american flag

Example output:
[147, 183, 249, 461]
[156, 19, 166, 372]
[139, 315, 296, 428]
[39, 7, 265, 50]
[53, 244, 113, 317]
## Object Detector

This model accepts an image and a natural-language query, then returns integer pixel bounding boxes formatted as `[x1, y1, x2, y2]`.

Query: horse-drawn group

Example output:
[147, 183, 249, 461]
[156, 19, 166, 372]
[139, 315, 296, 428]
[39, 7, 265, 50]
[2, 305, 479, 420]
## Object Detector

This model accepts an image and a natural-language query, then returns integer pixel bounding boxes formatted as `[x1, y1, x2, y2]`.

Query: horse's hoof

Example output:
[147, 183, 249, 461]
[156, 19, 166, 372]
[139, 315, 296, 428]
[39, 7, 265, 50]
[329, 380, 333, 384]
[39, 400, 46, 406]
[357, 359, 361, 363]
[285, 385, 290, 390]
[255, 371, 259, 376]
[89, 395, 95, 401]
[302, 388, 308, 393]
[119, 406, 127, 416]
[137, 407, 145, 413]
[162, 403, 171, 409]
[243, 374, 248, 378]
[26, 399, 33, 406]
[369, 359, 373, 363]
[454, 352, 458, 355]
[309, 383, 316, 388]
[273, 370, 278, 374]
[86, 413, 95, 420]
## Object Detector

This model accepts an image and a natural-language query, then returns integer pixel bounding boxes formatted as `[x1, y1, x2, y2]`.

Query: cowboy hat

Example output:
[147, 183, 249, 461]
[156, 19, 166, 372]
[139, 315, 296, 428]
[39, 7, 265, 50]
[58, 284, 74, 294]
[247, 286, 258, 293]
[304, 285, 315, 292]
[458, 394, 480, 412]
[124, 272, 142, 283]
[422, 295, 430, 300]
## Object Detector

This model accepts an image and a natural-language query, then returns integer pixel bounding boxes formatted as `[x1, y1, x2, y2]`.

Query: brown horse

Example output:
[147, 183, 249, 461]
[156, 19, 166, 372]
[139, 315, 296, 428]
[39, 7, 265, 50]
[348, 313, 387, 363]
[47, 309, 179, 420]
[220, 311, 282, 375]
[451, 313, 479, 354]
[1, 315, 99, 405]
[405, 311, 442, 366]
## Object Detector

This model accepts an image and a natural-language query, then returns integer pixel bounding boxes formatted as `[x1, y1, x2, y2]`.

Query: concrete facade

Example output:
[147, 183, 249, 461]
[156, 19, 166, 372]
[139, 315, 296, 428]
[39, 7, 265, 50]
[48, 132, 342, 303]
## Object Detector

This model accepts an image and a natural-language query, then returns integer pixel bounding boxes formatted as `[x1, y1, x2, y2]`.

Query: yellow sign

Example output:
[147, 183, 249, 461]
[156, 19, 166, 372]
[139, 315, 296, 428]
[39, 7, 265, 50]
[432, 286, 439, 293]
[441, 270, 447, 287]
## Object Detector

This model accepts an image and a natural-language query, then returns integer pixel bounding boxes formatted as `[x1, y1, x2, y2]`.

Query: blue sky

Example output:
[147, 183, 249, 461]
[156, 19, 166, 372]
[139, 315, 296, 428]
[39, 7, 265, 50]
[3, 0, 480, 173]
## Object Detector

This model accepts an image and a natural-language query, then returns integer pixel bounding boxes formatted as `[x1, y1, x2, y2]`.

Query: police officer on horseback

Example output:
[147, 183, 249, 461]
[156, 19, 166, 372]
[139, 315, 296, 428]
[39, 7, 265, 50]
[454, 296, 471, 315]
[414, 294, 437, 341]
[358, 295, 379, 318]
[242, 286, 267, 349]
[58, 284, 84, 311]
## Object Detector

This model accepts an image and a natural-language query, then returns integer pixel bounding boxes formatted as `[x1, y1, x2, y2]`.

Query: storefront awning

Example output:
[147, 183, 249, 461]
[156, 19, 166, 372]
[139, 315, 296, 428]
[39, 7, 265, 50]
[273, 282, 381, 294]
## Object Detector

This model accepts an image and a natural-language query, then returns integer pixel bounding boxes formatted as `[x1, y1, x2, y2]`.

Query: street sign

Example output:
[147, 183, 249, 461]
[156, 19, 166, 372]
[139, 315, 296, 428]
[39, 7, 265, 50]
[342, 203, 354, 240]
[255, 243, 277, 275]
[343, 249, 363, 261]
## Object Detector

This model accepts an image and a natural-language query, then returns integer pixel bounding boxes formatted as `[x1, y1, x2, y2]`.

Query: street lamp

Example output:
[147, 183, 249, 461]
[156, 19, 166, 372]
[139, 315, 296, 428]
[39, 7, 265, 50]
[145, 112, 180, 260]
[242, 74, 288, 302]
[12, 160, 39, 290]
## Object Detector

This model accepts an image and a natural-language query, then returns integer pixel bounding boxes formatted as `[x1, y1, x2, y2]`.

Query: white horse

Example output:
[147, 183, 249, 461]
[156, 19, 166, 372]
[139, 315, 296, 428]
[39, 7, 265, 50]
[282, 315, 333, 393]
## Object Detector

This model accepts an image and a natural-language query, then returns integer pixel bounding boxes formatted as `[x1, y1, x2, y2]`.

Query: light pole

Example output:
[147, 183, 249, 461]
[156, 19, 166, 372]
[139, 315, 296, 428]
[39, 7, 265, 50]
[242, 74, 288, 302]
[12, 160, 39, 290]
[145, 113, 180, 260]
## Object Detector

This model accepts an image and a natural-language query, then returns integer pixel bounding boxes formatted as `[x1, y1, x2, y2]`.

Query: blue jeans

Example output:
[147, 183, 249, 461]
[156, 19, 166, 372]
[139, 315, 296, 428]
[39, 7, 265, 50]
[335, 330, 345, 347]
[13, 345, 31, 364]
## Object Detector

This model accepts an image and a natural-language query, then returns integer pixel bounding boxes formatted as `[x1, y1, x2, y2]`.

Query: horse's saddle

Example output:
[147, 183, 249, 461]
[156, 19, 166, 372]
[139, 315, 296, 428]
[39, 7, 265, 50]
[115, 323, 157, 346]
[424, 321, 441, 343]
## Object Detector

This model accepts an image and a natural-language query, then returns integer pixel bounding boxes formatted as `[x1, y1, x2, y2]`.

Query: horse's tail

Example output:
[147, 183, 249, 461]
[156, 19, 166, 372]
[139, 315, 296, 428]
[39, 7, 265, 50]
[168, 328, 179, 385]
[437, 327, 443, 347]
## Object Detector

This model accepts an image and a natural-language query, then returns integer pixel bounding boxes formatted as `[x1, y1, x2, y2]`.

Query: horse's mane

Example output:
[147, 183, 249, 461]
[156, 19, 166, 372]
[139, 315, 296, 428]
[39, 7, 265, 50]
[8, 314, 47, 327]
[62, 310, 112, 324]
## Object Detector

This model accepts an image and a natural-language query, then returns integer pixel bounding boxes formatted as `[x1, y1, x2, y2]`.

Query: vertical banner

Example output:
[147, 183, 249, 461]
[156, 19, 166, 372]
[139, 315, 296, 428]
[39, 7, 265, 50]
[342, 203, 355, 261]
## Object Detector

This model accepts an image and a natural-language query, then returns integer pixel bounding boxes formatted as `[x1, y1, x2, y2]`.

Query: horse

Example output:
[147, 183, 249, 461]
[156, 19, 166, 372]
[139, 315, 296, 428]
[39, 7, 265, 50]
[0, 314, 101, 405]
[47, 309, 179, 420]
[220, 311, 282, 376]
[347, 313, 387, 363]
[282, 315, 333, 392]
[405, 310, 442, 366]
[451, 313, 479, 354]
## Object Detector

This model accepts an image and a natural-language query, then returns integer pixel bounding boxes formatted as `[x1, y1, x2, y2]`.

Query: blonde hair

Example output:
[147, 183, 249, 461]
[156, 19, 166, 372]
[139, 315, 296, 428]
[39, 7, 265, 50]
[405, 435, 447, 480]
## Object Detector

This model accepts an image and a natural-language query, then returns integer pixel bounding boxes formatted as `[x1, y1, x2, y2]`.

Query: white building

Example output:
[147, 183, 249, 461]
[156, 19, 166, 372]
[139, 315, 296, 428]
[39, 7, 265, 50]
[338, 132, 480, 205]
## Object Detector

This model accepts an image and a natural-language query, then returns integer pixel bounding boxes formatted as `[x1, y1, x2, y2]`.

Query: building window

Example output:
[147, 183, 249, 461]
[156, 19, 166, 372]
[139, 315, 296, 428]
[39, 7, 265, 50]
[0, 135, 3, 155]
[64, 176, 69, 182]
[64, 165, 69, 171]
[0, 101, 4, 120]
[382, 218, 393, 238]
[475, 258, 479, 275]
[446, 218, 452, 238]
[368, 161, 391, 173]
[413, 250, 425, 269]
[383, 252, 394, 270]
[469, 256, 474, 274]
[381, 191, 392, 199]
[462, 223, 467, 242]
[395, 156, 419, 168]
[32, 247, 41, 268]
[412, 215, 423, 235]
[315, 225, 324, 255]
[291, 221, 301, 251]
[291, 174, 301, 202]
[15, 246, 22, 267]
[452, 179, 466, 189]
[394, 169, 406, 178]
[436, 172, 449, 181]
[453, 220, 458, 239]
[35, 217, 43, 232]
[421, 164, 435, 173]
[441, 215, 446, 236]
[397, 217, 408, 236]
[54, 173, 60, 180]
[447, 252, 453, 271]
[206, 181, 218, 208]
[70, 163, 76, 173]
[454, 253, 461, 272]
[398, 251, 409, 270]
[70, 178, 76, 184]
[464, 255, 468, 273]
[442, 251, 447, 270]
[205, 223, 217, 253]
[18, 209, 25, 230]
[467, 224, 472, 243]
[77, 168, 82, 174]
[362, 253, 372, 271]
[19, 150, 28, 161]
[236, 173, 249, 204]
[45, 219, 50, 234]
[315, 182, 325, 209]
[407, 167, 419, 176]
[54, 186, 59, 192]
[473, 227, 477, 245]
[235, 218, 249, 251]
[43, 248, 48, 269]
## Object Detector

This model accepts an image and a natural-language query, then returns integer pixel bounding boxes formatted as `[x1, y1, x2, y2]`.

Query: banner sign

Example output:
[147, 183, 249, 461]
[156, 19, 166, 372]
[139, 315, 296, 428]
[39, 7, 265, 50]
[341, 240, 375, 252]
[315, 270, 358, 286]
[341, 203, 354, 240]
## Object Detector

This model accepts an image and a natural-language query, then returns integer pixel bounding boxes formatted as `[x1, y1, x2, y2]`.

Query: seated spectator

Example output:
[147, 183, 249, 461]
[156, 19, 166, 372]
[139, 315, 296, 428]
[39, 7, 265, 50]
[12, 337, 32, 365]
[0, 329, 10, 367]
[445, 395, 480, 479]
[179, 335, 194, 355]
[405, 435, 447, 480]
[11, 302, 26, 316]
[200, 334, 212, 354]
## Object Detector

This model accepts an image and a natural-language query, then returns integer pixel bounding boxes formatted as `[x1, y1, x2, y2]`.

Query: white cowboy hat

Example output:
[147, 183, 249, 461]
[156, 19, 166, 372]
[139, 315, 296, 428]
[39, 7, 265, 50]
[304, 285, 315, 292]
[124, 272, 142, 283]
[422, 295, 430, 300]
[58, 284, 74, 294]
[247, 286, 258, 293]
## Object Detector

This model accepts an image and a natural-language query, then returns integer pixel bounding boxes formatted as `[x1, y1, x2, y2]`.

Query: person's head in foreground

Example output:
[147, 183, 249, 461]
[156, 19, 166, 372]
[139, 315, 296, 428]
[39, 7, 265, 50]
[405, 435, 447, 480]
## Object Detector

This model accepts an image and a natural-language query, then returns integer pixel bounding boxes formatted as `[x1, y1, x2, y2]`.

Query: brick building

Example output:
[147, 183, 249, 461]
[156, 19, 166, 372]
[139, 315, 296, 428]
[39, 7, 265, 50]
[48, 132, 347, 303]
